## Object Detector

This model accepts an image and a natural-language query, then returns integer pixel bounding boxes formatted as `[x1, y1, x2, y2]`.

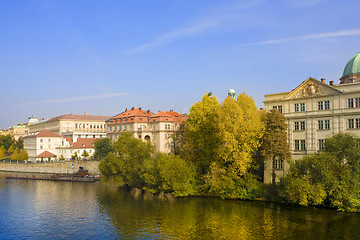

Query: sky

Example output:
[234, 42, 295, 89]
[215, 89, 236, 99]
[0, 0, 359, 129]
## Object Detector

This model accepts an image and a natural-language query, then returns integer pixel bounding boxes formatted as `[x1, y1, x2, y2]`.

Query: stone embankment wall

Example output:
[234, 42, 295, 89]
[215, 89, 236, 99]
[0, 160, 100, 174]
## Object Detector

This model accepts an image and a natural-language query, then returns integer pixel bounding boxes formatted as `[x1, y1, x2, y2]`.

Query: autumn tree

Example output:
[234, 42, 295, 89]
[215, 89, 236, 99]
[181, 94, 221, 175]
[259, 109, 290, 182]
[82, 150, 90, 159]
[10, 149, 28, 161]
[0, 146, 6, 159]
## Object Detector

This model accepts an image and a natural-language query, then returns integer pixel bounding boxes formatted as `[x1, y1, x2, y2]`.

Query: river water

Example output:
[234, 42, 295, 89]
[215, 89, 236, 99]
[0, 172, 359, 240]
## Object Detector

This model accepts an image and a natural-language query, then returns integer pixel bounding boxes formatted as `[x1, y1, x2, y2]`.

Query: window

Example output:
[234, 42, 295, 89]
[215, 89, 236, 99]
[153, 135, 155, 140]
[294, 103, 305, 112]
[295, 140, 306, 150]
[273, 159, 283, 170]
[300, 103, 305, 112]
[349, 118, 360, 129]
[272, 105, 283, 113]
[318, 139, 325, 150]
[40, 139, 43, 143]
[318, 120, 330, 130]
[318, 100, 330, 110]
[40, 145, 43, 149]
[348, 98, 360, 108]
[348, 119, 355, 129]
[48, 139, 51, 143]
[294, 121, 305, 131]
[295, 103, 299, 112]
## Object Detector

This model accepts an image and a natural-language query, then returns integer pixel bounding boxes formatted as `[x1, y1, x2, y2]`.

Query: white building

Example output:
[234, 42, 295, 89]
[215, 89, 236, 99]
[24, 130, 96, 162]
[29, 113, 111, 139]
[263, 52, 360, 183]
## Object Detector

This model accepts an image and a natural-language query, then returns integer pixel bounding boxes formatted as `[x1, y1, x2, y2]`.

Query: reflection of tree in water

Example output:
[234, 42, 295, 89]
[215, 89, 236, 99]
[96, 187, 360, 239]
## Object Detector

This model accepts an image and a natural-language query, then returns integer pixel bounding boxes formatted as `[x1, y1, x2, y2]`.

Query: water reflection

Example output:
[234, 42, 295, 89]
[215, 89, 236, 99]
[0, 171, 359, 240]
[96, 187, 360, 240]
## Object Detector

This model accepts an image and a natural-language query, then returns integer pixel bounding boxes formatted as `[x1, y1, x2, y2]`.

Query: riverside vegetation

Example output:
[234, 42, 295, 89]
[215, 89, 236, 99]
[96, 93, 360, 212]
[0, 135, 28, 161]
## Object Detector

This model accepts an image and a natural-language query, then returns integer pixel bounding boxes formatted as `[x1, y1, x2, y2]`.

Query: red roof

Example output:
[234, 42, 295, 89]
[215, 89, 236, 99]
[46, 114, 111, 123]
[24, 130, 61, 138]
[36, 151, 57, 158]
[58, 138, 97, 149]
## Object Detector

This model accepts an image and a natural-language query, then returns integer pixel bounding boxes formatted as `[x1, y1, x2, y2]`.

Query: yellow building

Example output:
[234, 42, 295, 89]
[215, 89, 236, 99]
[263, 52, 360, 183]
[106, 107, 187, 154]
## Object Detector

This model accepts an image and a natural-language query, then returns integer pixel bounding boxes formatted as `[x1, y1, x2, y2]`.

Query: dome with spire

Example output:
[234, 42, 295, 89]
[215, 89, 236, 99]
[228, 87, 236, 98]
[340, 52, 360, 84]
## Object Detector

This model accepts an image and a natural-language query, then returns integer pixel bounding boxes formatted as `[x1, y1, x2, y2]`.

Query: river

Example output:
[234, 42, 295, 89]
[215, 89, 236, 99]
[0, 172, 359, 240]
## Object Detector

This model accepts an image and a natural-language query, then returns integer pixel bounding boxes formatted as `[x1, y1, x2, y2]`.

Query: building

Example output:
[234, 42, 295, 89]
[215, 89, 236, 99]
[0, 117, 42, 140]
[29, 113, 111, 139]
[24, 129, 97, 162]
[106, 107, 187, 154]
[263, 52, 360, 183]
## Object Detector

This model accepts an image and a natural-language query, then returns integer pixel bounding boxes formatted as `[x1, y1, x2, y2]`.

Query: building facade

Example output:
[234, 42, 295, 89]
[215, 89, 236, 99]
[24, 130, 97, 162]
[106, 107, 187, 154]
[263, 52, 360, 183]
[29, 113, 111, 139]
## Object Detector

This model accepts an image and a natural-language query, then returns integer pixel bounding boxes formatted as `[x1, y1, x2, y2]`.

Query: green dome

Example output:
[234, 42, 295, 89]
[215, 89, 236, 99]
[342, 52, 360, 77]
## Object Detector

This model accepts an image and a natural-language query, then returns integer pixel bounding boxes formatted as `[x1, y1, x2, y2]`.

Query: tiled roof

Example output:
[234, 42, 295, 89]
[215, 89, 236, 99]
[36, 151, 57, 158]
[58, 138, 97, 149]
[46, 114, 111, 123]
[24, 130, 61, 138]
[108, 108, 152, 125]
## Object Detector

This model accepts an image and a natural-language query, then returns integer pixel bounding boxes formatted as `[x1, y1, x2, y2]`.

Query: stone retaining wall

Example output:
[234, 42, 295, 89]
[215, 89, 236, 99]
[0, 160, 100, 174]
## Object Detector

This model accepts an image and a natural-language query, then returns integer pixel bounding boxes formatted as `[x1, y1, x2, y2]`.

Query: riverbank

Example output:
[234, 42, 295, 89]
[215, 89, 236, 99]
[0, 160, 100, 174]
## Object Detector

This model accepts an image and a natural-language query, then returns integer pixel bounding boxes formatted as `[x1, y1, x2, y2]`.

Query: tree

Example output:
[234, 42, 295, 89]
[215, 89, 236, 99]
[15, 138, 24, 150]
[142, 153, 197, 196]
[10, 149, 28, 161]
[181, 93, 221, 175]
[99, 132, 154, 188]
[0, 135, 15, 151]
[94, 138, 113, 160]
[71, 151, 79, 160]
[82, 150, 90, 159]
[259, 109, 291, 182]
[7, 144, 16, 154]
[0, 146, 6, 159]
[279, 133, 360, 212]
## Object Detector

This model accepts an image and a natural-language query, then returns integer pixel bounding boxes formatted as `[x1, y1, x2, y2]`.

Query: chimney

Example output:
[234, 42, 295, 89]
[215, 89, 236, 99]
[329, 81, 334, 86]
[321, 78, 325, 83]
[139, 107, 142, 111]
[125, 108, 127, 112]
[131, 107, 135, 110]
[84, 112, 87, 116]
[147, 110, 151, 114]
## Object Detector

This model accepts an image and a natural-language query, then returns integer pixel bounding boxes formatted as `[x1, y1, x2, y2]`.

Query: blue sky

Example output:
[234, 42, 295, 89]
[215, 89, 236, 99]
[0, 0, 359, 129]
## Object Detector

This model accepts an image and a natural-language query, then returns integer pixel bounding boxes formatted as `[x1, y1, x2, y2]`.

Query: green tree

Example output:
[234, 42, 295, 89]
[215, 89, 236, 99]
[280, 133, 360, 212]
[99, 132, 154, 188]
[144, 153, 196, 196]
[94, 138, 113, 160]
[15, 138, 24, 150]
[0, 135, 15, 151]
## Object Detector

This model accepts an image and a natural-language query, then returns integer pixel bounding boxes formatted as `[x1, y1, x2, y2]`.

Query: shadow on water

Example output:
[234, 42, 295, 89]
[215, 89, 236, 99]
[96, 186, 360, 240]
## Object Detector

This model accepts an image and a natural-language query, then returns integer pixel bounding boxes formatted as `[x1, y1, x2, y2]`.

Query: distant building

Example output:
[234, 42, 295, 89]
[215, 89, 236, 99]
[263, 52, 360, 183]
[24, 129, 97, 162]
[29, 113, 111, 139]
[106, 107, 187, 154]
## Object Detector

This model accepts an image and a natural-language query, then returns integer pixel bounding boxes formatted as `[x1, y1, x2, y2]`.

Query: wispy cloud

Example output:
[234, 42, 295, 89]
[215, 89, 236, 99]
[236, 28, 360, 47]
[125, 22, 220, 54]
[125, 0, 264, 54]
[19, 92, 129, 106]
